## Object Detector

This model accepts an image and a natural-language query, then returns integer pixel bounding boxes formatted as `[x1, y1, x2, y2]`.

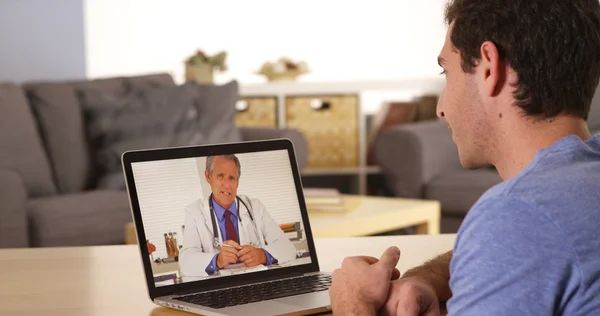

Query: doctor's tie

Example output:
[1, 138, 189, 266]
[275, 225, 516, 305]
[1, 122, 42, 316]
[224, 210, 239, 244]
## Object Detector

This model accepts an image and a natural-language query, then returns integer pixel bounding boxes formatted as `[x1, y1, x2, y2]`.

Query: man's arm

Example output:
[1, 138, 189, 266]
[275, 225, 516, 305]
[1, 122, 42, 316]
[206, 254, 220, 275]
[401, 250, 453, 302]
[179, 208, 220, 277]
[255, 199, 297, 263]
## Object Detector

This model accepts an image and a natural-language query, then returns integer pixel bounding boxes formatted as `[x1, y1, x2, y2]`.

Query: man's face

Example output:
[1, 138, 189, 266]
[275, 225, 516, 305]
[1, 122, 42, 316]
[436, 22, 493, 169]
[205, 157, 239, 208]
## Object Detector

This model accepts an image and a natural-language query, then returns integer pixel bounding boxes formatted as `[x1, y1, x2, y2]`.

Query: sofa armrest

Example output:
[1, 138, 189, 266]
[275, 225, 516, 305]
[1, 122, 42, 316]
[374, 120, 462, 198]
[239, 127, 308, 170]
[0, 169, 29, 248]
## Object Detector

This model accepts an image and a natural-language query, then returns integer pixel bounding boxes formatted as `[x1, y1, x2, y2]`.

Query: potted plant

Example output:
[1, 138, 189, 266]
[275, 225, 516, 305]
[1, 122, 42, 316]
[184, 49, 227, 84]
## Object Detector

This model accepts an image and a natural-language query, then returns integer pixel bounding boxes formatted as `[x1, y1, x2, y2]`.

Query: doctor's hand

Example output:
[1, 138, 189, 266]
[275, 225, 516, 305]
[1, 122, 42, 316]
[216, 240, 242, 269]
[238, 245, 267, 267]
[328, 247, 401, 316]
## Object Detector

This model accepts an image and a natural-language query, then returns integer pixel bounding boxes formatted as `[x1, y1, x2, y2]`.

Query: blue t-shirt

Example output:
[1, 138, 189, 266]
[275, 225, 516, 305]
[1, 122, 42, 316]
[447, 134, 600, 315]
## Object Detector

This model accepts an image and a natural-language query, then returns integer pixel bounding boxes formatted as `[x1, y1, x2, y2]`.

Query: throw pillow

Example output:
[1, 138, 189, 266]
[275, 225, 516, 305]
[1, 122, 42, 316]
[193, 80, 243, 144]
[78, 82, 206, 189]
[128, 79, 243, 145]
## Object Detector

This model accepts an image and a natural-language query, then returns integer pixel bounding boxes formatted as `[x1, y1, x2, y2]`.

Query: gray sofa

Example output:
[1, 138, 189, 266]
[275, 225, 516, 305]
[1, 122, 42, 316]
[0, 73, 307, 248]
[375, 84, 600, 233]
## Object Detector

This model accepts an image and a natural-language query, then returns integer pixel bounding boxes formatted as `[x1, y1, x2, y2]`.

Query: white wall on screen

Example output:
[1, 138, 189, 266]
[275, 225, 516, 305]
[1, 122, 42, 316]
[195, 157, 211, 201]
[132, 158, 204, 259]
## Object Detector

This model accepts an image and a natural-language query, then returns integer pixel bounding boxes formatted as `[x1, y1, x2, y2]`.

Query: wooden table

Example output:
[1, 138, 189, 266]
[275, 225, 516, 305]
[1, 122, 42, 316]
[125, 195, 440, 244]
[307, 195, 441, 237]
[0, 234, 455, 316]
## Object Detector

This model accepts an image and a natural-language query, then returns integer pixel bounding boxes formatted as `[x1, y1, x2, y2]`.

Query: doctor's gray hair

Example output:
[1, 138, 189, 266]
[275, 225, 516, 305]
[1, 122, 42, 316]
[205, 155, 241, 178]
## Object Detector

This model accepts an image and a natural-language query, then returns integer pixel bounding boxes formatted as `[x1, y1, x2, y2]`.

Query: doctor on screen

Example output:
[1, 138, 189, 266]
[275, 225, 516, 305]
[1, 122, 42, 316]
[179, 154, 297, 277]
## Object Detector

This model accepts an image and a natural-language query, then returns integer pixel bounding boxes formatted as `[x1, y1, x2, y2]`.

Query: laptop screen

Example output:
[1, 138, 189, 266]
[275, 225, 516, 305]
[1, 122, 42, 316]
[130, 149, 313, 287]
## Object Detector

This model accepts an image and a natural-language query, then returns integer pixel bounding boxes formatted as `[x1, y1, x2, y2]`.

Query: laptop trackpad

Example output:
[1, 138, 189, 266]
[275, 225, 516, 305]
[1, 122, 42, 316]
[223, 300, 302, 316]
[222, 291, 331, 316]
[275, 291, 331, 309]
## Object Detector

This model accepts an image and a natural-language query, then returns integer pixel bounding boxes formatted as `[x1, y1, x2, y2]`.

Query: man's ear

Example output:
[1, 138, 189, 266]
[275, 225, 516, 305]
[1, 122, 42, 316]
[479, 41, 502, 97]
[204, 170, 211, 184]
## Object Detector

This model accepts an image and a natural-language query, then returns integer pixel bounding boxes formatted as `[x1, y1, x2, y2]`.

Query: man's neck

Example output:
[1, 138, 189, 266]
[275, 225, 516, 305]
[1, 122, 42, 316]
[213, 196, 234, 210]
[492, 115, 591, 181]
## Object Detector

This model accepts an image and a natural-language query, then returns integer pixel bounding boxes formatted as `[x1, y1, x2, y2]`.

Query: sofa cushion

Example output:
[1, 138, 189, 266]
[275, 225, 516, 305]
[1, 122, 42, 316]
[23, 73, 175, 194]
[0, 84, 57, 197]
[193, 80, 243, 145]
[27, 190, 132, 247]
[425, 168, 502, 216]
[78, 82, 206, 189]
[0, 168, 30, 248]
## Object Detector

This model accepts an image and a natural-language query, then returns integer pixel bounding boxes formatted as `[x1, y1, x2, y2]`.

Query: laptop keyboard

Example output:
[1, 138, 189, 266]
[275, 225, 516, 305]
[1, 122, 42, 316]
[173, 274, 332, 309]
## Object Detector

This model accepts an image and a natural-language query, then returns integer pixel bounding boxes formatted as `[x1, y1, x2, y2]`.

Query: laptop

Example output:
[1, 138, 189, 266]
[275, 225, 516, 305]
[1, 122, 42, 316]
[121, 138, 332, 316]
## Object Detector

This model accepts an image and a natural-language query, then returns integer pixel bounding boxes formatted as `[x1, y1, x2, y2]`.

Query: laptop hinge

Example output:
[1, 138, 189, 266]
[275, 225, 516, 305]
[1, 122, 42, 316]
[303, 271, 326, 276]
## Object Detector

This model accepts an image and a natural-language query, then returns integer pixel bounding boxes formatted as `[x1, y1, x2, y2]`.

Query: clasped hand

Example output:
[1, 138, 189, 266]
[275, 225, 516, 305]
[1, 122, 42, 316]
[216, 240, 267, 269]
[328, 247, 440, 316]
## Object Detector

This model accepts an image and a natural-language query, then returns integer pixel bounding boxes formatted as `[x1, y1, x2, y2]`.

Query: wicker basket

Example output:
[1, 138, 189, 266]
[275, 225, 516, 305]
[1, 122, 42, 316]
[285, 95, 359, 168]
[235, 97, 278, 128]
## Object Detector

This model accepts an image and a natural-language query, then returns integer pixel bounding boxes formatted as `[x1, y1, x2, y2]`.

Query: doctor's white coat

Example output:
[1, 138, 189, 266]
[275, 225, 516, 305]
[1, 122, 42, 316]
[179, 194, 297, 277]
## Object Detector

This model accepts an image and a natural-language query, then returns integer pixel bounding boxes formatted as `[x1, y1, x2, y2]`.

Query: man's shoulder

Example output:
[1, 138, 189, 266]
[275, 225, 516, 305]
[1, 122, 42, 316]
[238, 194, 265, 209]
[461, 194, 540, 232]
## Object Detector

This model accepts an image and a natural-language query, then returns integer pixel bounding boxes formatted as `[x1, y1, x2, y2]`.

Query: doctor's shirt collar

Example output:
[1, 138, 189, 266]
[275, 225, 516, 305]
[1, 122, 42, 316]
[212, 196, 238, 222]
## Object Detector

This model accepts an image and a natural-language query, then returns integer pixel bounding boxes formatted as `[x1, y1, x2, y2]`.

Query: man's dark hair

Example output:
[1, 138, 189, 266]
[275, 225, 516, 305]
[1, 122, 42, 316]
[444, 0, 600, 120]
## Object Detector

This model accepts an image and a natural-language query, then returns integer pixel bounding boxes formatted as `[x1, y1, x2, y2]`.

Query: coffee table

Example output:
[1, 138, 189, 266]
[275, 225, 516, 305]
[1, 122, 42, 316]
[307, 194, 440, 237]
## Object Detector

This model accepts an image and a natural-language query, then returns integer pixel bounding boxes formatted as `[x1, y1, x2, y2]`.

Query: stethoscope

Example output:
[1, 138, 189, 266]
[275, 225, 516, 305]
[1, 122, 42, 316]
[209, 193, 263, 250]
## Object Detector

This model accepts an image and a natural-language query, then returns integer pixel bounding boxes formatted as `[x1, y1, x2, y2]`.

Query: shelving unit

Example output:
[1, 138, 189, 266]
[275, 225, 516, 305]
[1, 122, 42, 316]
[238, 79, 445, 195]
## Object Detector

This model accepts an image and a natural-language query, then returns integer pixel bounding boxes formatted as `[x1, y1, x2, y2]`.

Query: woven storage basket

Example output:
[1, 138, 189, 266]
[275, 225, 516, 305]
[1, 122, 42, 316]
[235, 97, 278, 128]
[285, 94, 359, 168]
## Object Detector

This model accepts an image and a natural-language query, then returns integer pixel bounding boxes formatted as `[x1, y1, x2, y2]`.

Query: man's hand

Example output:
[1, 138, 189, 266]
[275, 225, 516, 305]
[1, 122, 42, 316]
[381, 277, 441, 316]
[238, 245, 267, 267]
[329, 247, 401, 316]
[216, 240, 242, 269]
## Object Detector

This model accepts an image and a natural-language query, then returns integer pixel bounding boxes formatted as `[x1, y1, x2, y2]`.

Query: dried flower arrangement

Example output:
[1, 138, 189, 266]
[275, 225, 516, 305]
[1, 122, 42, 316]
[256, 57, 309, 82]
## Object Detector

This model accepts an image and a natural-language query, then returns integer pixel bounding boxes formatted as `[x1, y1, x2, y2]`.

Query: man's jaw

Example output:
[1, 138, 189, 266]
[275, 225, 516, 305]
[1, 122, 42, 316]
[215, 191, 234, 209]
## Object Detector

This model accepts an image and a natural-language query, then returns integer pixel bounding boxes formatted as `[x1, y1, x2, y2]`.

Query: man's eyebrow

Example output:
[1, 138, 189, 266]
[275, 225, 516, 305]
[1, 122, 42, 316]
[438, 56, 446, 67]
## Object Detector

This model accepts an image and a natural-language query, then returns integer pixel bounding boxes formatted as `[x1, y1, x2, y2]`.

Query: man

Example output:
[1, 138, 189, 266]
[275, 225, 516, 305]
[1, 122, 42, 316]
[329, 0, 600, 315]
[179, 155, 297, 277]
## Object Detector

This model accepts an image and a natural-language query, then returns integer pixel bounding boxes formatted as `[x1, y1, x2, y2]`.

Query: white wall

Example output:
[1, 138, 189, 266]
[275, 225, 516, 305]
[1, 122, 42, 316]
[83, 0, 448, 84]
[132, 150, 303, 259]
[0, 0, 86, 83]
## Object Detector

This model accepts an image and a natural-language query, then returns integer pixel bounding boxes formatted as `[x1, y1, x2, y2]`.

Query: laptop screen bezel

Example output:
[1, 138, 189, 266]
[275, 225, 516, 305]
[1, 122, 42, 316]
[121, 138, 322, 299]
